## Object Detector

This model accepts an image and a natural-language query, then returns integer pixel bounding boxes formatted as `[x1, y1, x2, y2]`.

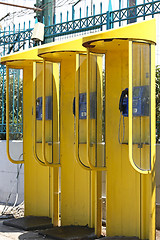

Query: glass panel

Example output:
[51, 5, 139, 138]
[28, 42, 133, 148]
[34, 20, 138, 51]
[35, 62, 43, 161]
[44, 61, 60, 165]
[132, 42, 151, 171]
[89, 53, 105, 168]
[35, 62, 60, 165]
[52, 62, 60, 165]
[44, 61, 53, 164]
[78, 54, 88, 167]
[9, 68, 23, 161]
[77, 53, 105, 168]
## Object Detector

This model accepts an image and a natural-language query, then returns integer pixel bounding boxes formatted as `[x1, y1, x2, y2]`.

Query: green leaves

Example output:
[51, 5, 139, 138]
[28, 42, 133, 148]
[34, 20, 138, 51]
[0, 70, 23, 140]
[156, 65, 160, 142]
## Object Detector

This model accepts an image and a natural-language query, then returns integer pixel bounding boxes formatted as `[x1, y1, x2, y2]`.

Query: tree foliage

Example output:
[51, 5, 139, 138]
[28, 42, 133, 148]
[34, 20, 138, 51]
[156, 65, 160, 142]
[0, 70, 23, 140]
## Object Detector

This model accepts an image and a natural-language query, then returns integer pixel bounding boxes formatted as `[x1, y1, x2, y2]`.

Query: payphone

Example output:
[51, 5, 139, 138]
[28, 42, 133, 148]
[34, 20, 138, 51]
[36, 96, 52, 120]
[73, 92, 97, 119]
[118, 85, 150, 144]
[119, 86, 150, 117]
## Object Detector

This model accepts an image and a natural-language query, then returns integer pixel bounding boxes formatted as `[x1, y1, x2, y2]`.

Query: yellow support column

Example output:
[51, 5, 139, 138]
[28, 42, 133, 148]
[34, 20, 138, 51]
[149, 43, 156, 240]
[95, 171, 102, 237]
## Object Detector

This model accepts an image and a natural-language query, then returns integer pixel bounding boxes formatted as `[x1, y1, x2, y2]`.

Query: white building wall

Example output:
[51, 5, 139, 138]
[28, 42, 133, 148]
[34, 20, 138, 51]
[0, 141, 24, 205]
[0, 0, 36, 30]
[55, 0, 160, 64]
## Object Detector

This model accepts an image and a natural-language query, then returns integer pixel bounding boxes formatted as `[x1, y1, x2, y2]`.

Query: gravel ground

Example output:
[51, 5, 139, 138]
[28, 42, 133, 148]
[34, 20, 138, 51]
[0, 221, 159, 240]
[0, 204, 159, 240]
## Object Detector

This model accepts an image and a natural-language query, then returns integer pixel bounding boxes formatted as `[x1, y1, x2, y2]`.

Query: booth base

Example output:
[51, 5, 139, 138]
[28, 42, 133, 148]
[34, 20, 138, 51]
[3, 216, 53, 230]
[39, 225, 96, 240]
[0, 214, 14, 220]
[102, 237, 139, 240]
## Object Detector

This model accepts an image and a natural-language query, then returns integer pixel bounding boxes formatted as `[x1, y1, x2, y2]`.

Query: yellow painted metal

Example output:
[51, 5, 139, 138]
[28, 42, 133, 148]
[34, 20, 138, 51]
[95, 171, 102, 237]
[2, 19, 156, 239]
[42, 59, 60, 224]
[86, 50, 103, 235]
[75, 53, 90, 170]
[96, 54, 105, 168]
[33, 62, 46, 166]
[129, 41, 151, 174]
[75, 50, 103, 234]
[53, 167, 59, 226]
[82, 19, 156, 239]
[82, 19, 156, 50]
[90, 170, 95, 228]
[1, 46, 41, 66]
[128, 41, 150, 174]
[6, 65, 24, 164]
[38, 39, 92, 227]
[60, 56, 91, 226]
[149, 43, 156, 240]
[23, 65, 50, 217]
[38, 38, 85, 60]
[104, 42, 141, 237]
[75, 50, 104, 234]
[2, 49, 57, 222]
[87, 50, 106, 171]
[42, 60, 60, 167]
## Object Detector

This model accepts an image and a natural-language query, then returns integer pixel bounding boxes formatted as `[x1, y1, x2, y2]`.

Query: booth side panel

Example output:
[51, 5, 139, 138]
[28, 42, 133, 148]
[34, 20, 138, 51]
[140, 175, 151, 239]
[150, 44, 156, 240]
[106, 49, 141, 237]
[52, 62, 60, 226]
[60, 58, 91, 226]
[23, 66, 50, 217]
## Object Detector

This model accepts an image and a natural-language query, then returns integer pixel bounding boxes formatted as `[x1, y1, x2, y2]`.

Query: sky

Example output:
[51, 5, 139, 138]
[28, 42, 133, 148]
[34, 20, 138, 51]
[0, 0, 36, 30]
[0, 0, 160, 64]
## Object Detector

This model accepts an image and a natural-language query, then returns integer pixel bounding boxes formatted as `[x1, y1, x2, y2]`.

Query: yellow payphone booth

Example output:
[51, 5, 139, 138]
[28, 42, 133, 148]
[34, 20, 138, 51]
[0, 19, 156, 240]
[37, 39, 98, 238]
[1, 39, 98, 239]
[80, 19, 156, 240]
[1, 48, 59, 229]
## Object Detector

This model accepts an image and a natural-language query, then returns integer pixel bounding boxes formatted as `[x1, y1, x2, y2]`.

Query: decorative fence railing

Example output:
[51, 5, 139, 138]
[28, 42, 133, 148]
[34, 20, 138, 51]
[0, 0, 160, 139]
[0, 68, 23, 139]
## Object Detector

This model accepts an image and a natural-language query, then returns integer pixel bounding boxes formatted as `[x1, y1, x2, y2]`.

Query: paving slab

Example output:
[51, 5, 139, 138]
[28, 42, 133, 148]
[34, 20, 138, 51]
[39, 225, 96, 240]
[0, 217, 160, 240]
[0, 219, 53, 240]
[3, 216, 53, 231]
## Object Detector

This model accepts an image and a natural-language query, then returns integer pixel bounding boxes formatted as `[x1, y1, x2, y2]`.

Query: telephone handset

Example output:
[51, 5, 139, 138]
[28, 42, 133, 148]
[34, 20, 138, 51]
[73, 92, 97, 119]
[36, 96, 52, 120]
[118, 86, 150, 144]
[119, 86, 149, 118]
[118, 88, 128, 144]
[119, 88, 128, 116]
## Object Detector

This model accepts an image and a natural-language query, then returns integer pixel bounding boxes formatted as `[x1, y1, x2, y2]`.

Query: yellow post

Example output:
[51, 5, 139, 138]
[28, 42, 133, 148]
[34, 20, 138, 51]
[149, 43, 156, 240]
[86, 50, 103, 236]
[95, 171, 102, 237]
